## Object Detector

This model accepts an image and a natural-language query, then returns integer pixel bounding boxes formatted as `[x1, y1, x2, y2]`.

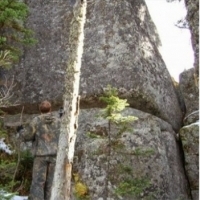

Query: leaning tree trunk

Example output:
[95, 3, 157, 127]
[50, 1, 87, 200]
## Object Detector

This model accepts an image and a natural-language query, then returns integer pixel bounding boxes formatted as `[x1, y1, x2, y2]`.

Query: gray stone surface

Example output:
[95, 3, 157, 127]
[1, 0, 197, 198]
[179, 122, 199, 200]
[3, 0, 182, 131]
[3, 109, 192, 199]
[184, 0, 199, 76]
[73, 108, 191, 200]
[80, 0, 183, 131]
[179, 68, 199, 119]
[4, 108, 193, 200]
[191, 190, 199, 200]
[183, 110, 199, 126]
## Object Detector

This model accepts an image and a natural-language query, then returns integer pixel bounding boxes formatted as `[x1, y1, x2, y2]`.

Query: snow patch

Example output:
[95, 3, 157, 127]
[11, 196, 28, 200]
[183, 121, 199, 128]
[0, 138, 13, 154]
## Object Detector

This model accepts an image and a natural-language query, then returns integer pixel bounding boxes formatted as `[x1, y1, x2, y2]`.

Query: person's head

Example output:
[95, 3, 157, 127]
[39, 100, 51, 113]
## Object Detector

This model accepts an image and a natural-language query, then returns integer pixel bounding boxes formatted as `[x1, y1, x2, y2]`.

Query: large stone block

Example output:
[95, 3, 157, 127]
[179, 122, 199, 200]
[3, 108, 191, 199]
[4, 0, 182, 130]
[184, 0, 199, 76]
[73, 108, 191, 200]
[179, 68, 199, 119]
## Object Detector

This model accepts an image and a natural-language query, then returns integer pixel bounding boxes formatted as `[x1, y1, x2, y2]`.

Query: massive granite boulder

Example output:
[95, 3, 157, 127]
[3, 108, 191, 200]
[179, 68, 199, 200]
[179, 123, 199, 200]
[3, 0, 183, 130]
[80, 0, 183, 131]
[72, 108, 190, 200]
[179, 68, 199, 119]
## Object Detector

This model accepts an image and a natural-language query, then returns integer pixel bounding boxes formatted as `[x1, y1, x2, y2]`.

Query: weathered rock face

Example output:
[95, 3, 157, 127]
[3, 0, 183, 130]
[179, 68, 199, 118]
[4, 0, 73, 113]
[184, 0, 199, 77]
[80, 0, 183, 131]
[72, 108, 190, 200]
[179, 68, 199, 200]
[3, 108, 191, 200]
[179, 123, 199, 200]
[2, 0, 194, 198]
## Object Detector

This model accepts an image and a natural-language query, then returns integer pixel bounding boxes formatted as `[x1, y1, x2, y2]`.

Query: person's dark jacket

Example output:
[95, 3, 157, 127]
[21, 113, 60, 156]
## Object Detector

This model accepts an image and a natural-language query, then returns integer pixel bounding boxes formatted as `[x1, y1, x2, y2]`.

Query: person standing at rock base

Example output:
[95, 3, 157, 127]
[18, 100, 61, 200]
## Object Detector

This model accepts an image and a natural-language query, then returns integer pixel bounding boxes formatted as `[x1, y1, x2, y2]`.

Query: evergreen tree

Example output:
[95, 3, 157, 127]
[0, 0, 36, 67]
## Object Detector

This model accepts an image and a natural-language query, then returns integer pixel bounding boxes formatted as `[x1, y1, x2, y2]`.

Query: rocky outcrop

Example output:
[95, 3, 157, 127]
[1, 0, 196, 199]
[179, 123, 199, 200]
[3, 0, 183, 131]
[179, 68, 199, 117]
[180, 8, 200, 197]
[80, 0, 182, 131]
[3, 108, 191, 200]
[184, 0, 199, 77]
[74, 108, 191, 199]
[179, 68, 199, 200]
[4, 0, 72, 112]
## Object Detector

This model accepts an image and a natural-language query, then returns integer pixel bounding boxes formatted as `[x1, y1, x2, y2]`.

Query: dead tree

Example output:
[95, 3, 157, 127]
[50, 0, 87, 200]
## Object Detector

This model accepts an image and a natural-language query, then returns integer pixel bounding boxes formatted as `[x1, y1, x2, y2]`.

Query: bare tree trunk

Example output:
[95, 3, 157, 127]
[50, 1, 87, 200]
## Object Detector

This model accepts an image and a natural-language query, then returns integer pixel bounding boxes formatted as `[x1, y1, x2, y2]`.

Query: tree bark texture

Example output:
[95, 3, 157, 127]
[50, 1, 87, 200]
